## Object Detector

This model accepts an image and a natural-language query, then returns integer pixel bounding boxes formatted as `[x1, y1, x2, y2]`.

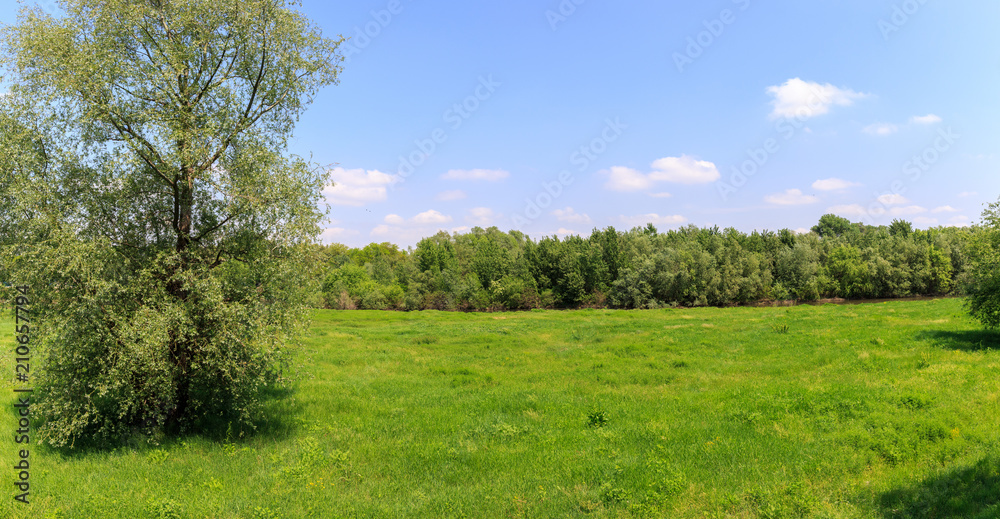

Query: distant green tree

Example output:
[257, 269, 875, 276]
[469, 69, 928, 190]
[889, 219, 914, 238]
[827, 246, 872, 298]
[812, 214, 855, 238]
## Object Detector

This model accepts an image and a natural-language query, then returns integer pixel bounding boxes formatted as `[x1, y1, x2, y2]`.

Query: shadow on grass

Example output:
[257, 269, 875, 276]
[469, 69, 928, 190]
[27, 382, 305, 458]
[878, 456, 1000, 519]
[916, 329, 1000, 352]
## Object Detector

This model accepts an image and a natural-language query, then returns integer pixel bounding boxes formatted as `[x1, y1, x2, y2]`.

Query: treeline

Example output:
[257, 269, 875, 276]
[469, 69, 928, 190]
[306, 214, 977, 311]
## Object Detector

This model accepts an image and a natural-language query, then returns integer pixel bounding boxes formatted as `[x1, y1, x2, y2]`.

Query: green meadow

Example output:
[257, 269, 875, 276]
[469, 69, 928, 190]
[3, 298, 1000, 518]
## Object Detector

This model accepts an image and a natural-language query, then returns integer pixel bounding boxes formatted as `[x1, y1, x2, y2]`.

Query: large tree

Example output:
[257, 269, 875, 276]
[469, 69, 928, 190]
[967, 198, 1000, 329]
[0, 0, 343, 446]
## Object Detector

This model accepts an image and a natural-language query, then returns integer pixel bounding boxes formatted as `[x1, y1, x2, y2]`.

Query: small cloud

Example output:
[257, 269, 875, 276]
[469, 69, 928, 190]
[605, 156, 719, 191]
[604, 166, 653, 192]
[370, 210, 456, 245]
[555, 228, 578, 236]
[319, 226, 358, 243]
[877, 194, 910, 205]
[552, 207, 592, 224]
[912, 216, 938, 226]
[910, 114, 942, 125]
[466, 207, 500, 227]
[324, 167, 397, 206]
[931, 205, 958, 213]
[828, 204, 867, 218]
[766, 78, 868, 120]
[441, 168, 509, 182]
[412, 209, 453, 225]
[620, 213, 688, 228]
[649, 155, 721, 184]
[436, 189, 467, 201]
[863, 123, 898, 136]
[451, 226, 471, 234]
[946, 215, 971, 228]
[384, 214, 406, 225]
[889, 205, 927, 216]
[812, 178, 861, 191]
[794, 228, 811, 235]
[765, 188, 819, 206]
[649, 192, 673, 198]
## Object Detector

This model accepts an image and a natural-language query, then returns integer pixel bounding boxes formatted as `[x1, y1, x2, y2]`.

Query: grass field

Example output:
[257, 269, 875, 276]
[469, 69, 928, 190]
[2, 298, 1000, 518]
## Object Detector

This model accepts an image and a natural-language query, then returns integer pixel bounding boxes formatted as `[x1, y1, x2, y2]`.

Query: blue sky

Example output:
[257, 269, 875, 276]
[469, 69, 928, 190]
[3, 0, 999, 247]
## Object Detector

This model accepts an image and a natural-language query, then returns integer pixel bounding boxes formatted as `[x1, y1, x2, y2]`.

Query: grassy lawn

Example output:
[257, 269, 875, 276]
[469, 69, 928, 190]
[3, 298, 1000, 518]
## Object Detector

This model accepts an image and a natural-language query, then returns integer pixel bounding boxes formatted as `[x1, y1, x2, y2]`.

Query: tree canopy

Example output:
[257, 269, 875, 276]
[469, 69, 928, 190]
[0, 0, 343, 446]
[966, 198, 1000, 329]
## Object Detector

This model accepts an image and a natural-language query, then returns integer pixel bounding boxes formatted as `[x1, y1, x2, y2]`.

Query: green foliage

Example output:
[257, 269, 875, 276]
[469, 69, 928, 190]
[966, 198, 1000, 329]
[587, 409, 609, 428]
[889, 218, 914, 238]
[0, 0, 342, 445]
[812, 213, 855, 237]
[306, 214, 978, 312]
[827, 245, 873, 298]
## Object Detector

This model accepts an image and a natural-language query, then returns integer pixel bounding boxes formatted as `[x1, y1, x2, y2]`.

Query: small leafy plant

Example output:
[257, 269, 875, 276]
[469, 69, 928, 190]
[588, 410, 609, 428]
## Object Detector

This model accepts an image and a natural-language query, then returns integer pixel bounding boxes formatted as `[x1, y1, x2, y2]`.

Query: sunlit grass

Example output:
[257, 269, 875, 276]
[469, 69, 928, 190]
[2, 298, 999, 518]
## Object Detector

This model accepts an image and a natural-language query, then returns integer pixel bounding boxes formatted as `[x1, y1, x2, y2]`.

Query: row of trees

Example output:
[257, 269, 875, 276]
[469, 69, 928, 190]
[311, 214, 979, 312]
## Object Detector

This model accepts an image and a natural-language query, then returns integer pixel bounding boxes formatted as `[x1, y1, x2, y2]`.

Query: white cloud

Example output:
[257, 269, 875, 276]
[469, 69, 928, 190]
[620, 213, 688, 228]
[863, 123, 898, 136]
[384, 214, 406, 225]
[766, 78, 868, 120]
[812, 178, 861, 191]
[552, 207, 592, 224]
[910, 114, 942, 125]
[412, 209, 453, 225]
[932, 205, 958, 213]
[889, 205, 927, 216]
[555, 228, 578, 236]
[466, 207, 500, 227]
[604, 166, 653, 192]
[649, 192, 673, 198]
[375, 209, 453, 231]
[370, 224, 394, 236]
[435, 189, 467, 201]
[604, 156, 719, 191]
[451, 226, 471, 234]
[441, 168, 509, 182]
[949, 215, 971, 225]
[828, 204, 867, 218]
[877, 194, 910, 205]
[319, 226, 358, 243]
[912, 217, 938, 226]
[323, 167, 397, 206]
[370, 210, 456, 245]
[794, 228, 812, 235]
[764, 189, 819, 206]
[649, 155, 721, 184]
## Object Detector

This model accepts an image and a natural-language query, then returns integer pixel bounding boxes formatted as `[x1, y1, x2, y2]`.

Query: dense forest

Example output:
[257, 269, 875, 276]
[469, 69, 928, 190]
[304, 214, 976, 311]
